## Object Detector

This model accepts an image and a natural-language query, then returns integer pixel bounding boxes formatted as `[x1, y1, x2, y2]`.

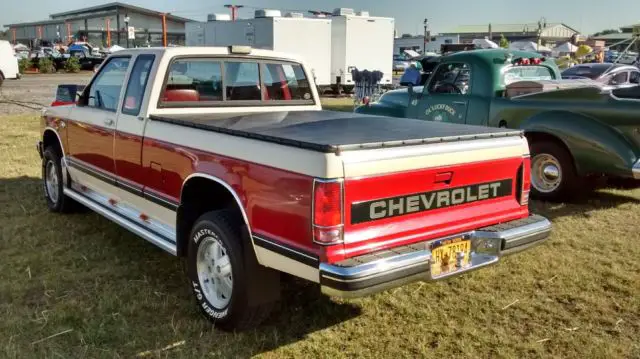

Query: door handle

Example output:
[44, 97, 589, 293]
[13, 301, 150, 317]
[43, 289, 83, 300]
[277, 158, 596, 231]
[104, 118, 115, 126]
[452, 101, 466, 105]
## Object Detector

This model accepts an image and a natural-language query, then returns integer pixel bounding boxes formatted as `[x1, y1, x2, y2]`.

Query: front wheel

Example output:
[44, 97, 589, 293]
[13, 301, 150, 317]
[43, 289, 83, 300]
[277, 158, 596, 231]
[187, 210, 278, 331]
[529, 141, 582, 201]
[42, 146, 76, 212]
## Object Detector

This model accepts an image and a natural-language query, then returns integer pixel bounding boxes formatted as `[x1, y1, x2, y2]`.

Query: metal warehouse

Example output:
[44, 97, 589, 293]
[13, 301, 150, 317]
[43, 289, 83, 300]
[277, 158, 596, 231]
[3, 2, 192, 47]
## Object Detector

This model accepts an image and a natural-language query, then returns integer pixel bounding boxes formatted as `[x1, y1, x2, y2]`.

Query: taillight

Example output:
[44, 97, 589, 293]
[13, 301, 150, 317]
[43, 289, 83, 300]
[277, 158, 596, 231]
[312, 179, 344, 245]
[520, 156, 531, 205]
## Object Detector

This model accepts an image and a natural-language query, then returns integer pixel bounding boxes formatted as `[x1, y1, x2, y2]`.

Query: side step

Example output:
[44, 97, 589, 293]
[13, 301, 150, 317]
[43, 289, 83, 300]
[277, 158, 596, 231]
[63, 188, 177, 255]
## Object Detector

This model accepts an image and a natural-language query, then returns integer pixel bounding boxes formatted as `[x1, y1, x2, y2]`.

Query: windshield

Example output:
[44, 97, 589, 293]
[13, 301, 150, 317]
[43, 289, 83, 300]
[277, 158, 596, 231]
[561, 65, 612, 80]
[503, 66, 555, 85]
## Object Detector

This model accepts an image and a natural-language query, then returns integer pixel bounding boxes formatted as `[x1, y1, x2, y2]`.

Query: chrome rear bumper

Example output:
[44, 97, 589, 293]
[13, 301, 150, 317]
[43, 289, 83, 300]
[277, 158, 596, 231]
[320, 215, 551, 298]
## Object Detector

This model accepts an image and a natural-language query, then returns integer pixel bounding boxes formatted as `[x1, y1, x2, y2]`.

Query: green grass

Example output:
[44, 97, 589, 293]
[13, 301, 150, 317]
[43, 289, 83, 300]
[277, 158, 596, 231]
[1, 114, 639, 358]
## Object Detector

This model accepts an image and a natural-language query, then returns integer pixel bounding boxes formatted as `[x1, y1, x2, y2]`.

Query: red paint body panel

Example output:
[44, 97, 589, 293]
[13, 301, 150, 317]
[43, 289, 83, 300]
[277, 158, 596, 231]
[114, 131, 145, 188]
[141, 138, 317, 256]
[66, 120, 115, 174]
[323, 157, 529, 263]
[43, 116, 69, 154]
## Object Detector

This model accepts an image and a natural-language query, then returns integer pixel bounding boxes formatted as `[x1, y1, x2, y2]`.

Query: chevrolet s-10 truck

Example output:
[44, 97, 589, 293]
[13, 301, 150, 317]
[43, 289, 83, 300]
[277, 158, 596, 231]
[39, 46, 551, 330]
[356, 49, 640, 200]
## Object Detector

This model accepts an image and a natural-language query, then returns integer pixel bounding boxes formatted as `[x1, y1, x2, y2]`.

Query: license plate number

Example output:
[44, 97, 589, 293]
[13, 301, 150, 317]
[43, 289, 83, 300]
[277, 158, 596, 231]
[430, 237, 471, 277]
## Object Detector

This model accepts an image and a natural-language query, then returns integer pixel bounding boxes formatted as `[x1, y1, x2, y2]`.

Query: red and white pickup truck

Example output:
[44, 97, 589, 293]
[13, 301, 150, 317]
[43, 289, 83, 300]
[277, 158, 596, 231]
[38, 46, 551, 330]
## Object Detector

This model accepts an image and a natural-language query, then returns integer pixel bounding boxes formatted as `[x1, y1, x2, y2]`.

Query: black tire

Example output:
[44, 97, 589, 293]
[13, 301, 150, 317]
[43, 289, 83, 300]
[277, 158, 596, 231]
[529, 141, 582, 201]
[187, 210, 278, 331]
[42, 146, 75, 212]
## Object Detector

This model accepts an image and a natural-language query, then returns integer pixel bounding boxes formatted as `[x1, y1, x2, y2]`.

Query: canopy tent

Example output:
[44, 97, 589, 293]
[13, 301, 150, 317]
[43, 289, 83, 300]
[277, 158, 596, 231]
[472, 38, 499, 49]
[107, 45, 125, 53]
[13, 43, 29, 51]
[553, 42, 578, 54]
[509, 41, 552, 53]
[402, 49, 421, 59]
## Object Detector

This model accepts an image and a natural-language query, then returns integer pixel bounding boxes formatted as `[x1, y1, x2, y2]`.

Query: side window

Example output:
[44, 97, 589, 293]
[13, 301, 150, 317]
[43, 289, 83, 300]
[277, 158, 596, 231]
[611, 71, 629, 85]
[162, 59, 223, 102]
[629, 71, 640, 84]
[87, 57, 130, 111]
[225, 61, 261, 101]
[427, 63, 471, 94]
[122, 55, 155, 115]
[262, 63, 313, 101]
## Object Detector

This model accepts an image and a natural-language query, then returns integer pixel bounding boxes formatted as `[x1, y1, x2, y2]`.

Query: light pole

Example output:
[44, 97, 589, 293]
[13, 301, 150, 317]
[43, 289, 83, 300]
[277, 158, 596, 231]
[124, 15, 130, 48]
[537, 17, 546, 52]
[423, 18, 429, 54]
[224, 5, 244, 21]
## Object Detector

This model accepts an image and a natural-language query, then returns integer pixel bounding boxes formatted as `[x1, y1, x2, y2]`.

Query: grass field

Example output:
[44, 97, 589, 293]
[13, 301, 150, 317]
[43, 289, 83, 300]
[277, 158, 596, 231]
[1, 108, 639, 358]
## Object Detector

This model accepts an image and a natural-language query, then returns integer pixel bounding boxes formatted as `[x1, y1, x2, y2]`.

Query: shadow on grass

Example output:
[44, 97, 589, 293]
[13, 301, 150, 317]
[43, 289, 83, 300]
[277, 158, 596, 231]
[531, 188, 640, 222]
[1, 176, 361, 355]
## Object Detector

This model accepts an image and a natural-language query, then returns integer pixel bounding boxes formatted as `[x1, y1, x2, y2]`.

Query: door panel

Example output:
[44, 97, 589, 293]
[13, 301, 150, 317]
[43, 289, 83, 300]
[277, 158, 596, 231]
[66, 56, 131, 186]
[408, 62, 471, 124]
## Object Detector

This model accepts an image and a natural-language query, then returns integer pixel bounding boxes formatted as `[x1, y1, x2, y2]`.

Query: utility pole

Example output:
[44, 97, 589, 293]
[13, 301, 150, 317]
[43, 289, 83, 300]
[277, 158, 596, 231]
[423, 18, 429, 54]
[224, 4, 244, 21]
[537, 17, 546, 52]
[161, 13, 167, 47]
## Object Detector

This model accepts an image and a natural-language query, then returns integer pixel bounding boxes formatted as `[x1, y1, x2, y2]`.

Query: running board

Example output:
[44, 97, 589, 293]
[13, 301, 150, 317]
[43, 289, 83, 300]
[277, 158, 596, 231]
[63, 188, 178, 255]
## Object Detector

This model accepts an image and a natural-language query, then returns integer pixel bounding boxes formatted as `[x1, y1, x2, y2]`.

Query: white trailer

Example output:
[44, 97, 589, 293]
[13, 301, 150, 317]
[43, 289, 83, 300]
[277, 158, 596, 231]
[330, 10, 395, 93]
[188, 12, 333, 87]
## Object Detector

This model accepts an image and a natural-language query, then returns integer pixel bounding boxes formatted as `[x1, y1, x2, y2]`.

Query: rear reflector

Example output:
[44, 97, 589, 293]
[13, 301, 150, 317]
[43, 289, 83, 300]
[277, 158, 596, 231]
[520, 156, 531, 206]
[312, 179, 344, 245]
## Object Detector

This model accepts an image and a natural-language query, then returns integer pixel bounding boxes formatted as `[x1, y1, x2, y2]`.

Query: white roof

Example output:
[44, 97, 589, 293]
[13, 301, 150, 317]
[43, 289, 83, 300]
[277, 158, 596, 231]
[112, 46, 306, 63]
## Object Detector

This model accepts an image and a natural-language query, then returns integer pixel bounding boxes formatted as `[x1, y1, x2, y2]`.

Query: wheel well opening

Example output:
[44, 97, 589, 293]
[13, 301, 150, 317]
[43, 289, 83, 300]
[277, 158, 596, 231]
[176, 177, 244, 257]
[43, 130, 62, 156]
[525, 132, 577, 171]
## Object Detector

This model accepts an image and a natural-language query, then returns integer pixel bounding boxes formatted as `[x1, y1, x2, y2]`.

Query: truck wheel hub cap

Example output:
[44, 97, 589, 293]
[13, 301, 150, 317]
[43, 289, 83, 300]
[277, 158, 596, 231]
[531, 154, 562, 193]
[196, 237, 233, 308]
[45, 161, 59, 203]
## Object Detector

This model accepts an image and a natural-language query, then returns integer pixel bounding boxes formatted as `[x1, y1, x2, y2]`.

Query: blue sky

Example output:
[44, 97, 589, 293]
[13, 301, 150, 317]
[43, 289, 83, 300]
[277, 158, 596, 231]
[3, 0, 640, 35]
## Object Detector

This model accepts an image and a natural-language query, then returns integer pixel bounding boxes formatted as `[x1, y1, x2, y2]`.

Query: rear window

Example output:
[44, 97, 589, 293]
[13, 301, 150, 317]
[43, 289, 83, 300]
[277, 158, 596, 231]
[262, 63, 313, 101]
[503, 66, 554, 85]
[160, 57, 315, 107]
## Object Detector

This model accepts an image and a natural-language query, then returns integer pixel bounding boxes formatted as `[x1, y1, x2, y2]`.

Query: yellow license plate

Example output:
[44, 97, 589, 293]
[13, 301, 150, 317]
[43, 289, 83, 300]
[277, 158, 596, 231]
[430, 237, 471, 277]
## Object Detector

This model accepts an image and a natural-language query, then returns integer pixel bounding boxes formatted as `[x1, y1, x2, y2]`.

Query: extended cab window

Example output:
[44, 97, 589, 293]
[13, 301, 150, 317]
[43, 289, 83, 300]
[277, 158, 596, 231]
[428, 63, 471, 94]
[122, 55, 155, 115]
[611, 71, 629, 85]
[163, 59, 223, 102]
[503, 66, 554, 85]
[87, 57, 130, 111]
[225, 61, 261, 101]
[262, 63, 313, 101]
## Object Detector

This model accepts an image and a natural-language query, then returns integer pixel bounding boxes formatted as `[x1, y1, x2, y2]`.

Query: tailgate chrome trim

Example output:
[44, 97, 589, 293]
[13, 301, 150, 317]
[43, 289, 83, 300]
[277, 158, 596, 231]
[320, 215, 551, 298]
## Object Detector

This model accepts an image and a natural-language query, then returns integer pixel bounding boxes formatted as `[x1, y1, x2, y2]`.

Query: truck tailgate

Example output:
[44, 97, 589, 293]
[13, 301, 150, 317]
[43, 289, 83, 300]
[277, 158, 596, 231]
[338, 136, 530, 259]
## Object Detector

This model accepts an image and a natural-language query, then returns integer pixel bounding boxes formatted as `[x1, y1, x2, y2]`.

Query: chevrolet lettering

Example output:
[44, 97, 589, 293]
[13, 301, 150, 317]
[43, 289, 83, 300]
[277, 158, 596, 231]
[352, 179, 512, 224]
[38, 46, 551, 331]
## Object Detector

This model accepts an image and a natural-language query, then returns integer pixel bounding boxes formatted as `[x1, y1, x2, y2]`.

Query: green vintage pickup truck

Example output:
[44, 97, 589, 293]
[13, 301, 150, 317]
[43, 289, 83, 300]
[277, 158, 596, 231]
[356, 49, 640, 200]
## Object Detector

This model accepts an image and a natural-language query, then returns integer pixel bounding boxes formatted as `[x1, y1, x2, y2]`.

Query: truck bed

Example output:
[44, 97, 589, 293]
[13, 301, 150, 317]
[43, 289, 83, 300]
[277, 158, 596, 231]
[149, 111, 522, 154]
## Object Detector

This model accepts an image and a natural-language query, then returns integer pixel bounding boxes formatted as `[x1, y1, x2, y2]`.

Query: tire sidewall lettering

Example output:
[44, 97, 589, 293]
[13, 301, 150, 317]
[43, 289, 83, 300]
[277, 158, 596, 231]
[190, 230, 230, 320]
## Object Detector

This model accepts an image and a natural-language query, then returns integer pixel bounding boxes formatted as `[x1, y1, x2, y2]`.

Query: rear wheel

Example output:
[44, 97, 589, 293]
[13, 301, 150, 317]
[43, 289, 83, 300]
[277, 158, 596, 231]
[529, 141, 582, 201]
[186, 210, 278, 331]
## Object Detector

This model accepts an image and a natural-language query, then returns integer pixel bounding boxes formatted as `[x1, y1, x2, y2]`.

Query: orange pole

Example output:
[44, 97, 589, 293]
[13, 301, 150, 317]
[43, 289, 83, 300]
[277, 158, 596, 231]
[66, 22, 72, 42]
[106, 18, 111, 47]
[162, 13, 167, 47]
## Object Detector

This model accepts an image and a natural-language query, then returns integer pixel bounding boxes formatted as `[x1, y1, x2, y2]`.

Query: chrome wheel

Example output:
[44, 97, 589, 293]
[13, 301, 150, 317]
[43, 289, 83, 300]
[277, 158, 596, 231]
[531, 154, 562, 194]
[196, 236, 233, 309]
[45, 160, 60, 204]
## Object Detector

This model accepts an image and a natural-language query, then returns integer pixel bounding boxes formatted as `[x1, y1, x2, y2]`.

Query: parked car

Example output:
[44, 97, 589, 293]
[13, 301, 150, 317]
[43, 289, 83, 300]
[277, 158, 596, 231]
[356, 49, 640, 200]
[393, 55, 410, 71]
[39, 46, 551, 330]
[561, 63, 640, 89]
[0, 40, 20, 86]
[68, 49, 105, 71]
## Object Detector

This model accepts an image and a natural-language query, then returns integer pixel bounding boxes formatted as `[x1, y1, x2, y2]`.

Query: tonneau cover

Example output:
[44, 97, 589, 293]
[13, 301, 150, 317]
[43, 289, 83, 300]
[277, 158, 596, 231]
[149, 111, 522, 154]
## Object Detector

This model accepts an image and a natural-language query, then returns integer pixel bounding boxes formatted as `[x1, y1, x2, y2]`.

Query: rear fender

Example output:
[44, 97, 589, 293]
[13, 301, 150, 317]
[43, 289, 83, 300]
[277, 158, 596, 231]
[521, 111, 637, 177]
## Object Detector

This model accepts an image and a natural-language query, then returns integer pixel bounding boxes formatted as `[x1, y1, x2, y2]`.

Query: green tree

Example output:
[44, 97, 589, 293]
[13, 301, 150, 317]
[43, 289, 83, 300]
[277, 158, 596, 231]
[499, 34, 509, 48]
[64, 57, 81, 73]
[18, 58, 31, 74]
[592, 29, 620, 37]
